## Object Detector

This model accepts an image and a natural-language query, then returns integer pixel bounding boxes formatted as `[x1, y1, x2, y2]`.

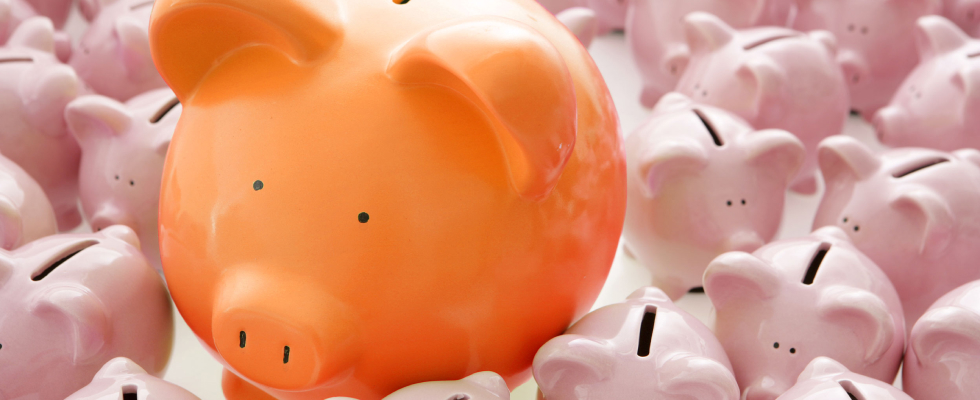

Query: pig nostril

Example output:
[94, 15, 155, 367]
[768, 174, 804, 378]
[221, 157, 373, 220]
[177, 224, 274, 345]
[358, 212, 370, 223]
[283, 346, 290, 363]
[240, 331, 246, 348]
[253, 180, 264, 191]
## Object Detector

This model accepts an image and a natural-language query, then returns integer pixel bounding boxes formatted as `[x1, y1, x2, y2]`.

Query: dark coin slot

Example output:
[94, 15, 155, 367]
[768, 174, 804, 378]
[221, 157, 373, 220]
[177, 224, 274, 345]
[283, 346, 290, 364]
[802, 242, 831, 285]
[892, 157, 949, 178]
[239, 331, 246, 348]
[31, 240, 99, 281]
[150, 97, 180, 123]
[968, 51, 980, 58]
[0, 57, 33, 64]
[689, 287, 704, 293]
[636, 305, 657, 357]
[743, 33, 800, 50]
[122, 384, 138, 400]
[693, 109, 723, 147]
[838, 380, 863, 400]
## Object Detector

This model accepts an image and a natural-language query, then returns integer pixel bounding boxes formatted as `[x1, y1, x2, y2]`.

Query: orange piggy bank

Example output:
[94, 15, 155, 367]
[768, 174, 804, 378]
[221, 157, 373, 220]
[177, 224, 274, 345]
[150, 0, 625, 399]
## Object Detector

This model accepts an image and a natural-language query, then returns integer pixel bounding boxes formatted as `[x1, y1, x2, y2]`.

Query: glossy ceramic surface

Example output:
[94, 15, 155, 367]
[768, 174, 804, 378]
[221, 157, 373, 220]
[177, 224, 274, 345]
[792, 0, 941, 118]
[533, 287, 738, 400]
[903, 280, 980, 400]
[875, 16, 980, 151]
[813, 136, 980, 328]
[704, 226, 905, 400]
[150, 0, 625, 399]
[0, 226, 174, 400]
[66, 357, 202, 400]
[0, 151, 56, 249]
[0, 16, 83, 231]
[941, 0, 980, 37]
[677, 13, 848, 194]
[68, 88, 179, 273]
[71, 0, 166, 101]
[775, 357, 913, 400]
[0, 0, 37, 44]
[624, 92, 803, 299]
[627, 0, 793, 107]
[536, 0, 626, 34]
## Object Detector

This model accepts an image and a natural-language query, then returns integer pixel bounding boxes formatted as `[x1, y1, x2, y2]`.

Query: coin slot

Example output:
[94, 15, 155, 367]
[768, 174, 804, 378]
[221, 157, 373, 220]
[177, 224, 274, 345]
[0, 57, 33, 64]
[892, 157, 948, 178]
[122, 384, 138, 400]
[802, 242, 831, 285]
[150, 97, 180, 123]
[693, 109, 723, 147]
[743, 33, 800, 50]
[31, 240, 99, 281]
[838, 380, 863, 400]
[636, 306, 657, 357]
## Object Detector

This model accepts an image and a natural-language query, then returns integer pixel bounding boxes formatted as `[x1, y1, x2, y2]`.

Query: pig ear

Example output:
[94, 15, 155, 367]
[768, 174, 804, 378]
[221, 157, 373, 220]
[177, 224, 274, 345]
[914, 15, 970, 60]
[910, 306, 980, 365]
[461, 372, 510, 398]
[817, 286, 896, 363]
[96, 357, 148, 378]
[31, 287, 110, 364]
[100, 224, 141, 251]
[533, 335, 615, 393]
[796, 357, 849, 382]
[704, 252, 781, 310]
[65, 96, 133, 144]
[115, 16, 151, 76]
[21, 65, 81, 137]
[889, 188, 954, 257]
[556, 7, 597, 48]
[818, 136, 881, 184]
[0, 195, 23, 250]
[388, 19, 577, 201]
[809, 30, 838, 57]
[659, 356, 740, 400]
[737, 58, 786, 120]
[742, 128, 805, 184]
[7, 17, 56, 53]
[149, 0, 344, 101]
[637, 138, 709, 198]
[684, 12, 735, 53]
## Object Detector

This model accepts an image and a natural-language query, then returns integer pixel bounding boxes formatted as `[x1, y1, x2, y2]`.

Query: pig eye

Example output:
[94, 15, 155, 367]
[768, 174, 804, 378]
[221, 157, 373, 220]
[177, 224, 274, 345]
[129, 180, 135, 186]
[122, 384, 138, 400]
[358, 212, 370, 223]
[740, 199, 746, 205]
[843, 217, 848, 223]
[253, 180, 264, 191]
[637, 306, 657, 357]
[853, 225, 860, 232]
[773, 342, 779, 349]
[790, 347, 796, 354]
[115, 175, 120, 180]
[726, 200, 733, 207]
[31, 240, 98, 281]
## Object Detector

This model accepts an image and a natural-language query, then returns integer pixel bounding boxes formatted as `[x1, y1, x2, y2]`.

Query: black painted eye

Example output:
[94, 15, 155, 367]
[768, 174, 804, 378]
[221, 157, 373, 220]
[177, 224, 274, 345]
[854, 226, 860, 232]
[790, 347, 797, 354]
[726, 200, 733, 207]
[129, 180, 134, 186]
[358, 212, 370, 223]
[253, 180, 263, 191]
[773, 342, 779, 349]
[115, 175, 120, 180]
[843, 217, 848, 223]
[741, 199, 746, 205]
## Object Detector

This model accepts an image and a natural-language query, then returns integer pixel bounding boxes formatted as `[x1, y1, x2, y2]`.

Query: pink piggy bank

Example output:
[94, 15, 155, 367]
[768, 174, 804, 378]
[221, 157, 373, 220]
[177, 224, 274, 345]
[941, 0, 980, 37]
[66, 357, 201, 400]
[70, 0, 167, 101]
[0, 0, 36, 44]
[0, 151, 57, 249]
[0, 16, 83, 231]
[67, 88, 180, 272]
[624, 92, 804, 299]
[536, 0, 626, 34]
[0, 225, 174, 400]
[775, 357, 912, 400]
[704, 226, 906, 400]
[329, 372, 509, 400]
[677, 13, 849, 194]
[792, 0, 941, 118]
[903, 280, 980, 400]
[813, 136, 980, 326]
[627, 0, 793, 107]
[875, 16, 980, 151]
[533, 287, 739, 400]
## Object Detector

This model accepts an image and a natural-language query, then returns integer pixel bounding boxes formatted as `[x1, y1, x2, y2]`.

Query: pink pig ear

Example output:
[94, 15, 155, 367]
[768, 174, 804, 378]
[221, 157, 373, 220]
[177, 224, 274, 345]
[31, 287, 110, 364]
[115, 16, 152, 79]
[0, 195, 24, 250]
[914, 15, 970, 60]
[533, 335, 615, 393]
[910, 306, 980, 365]
[7, 17, 56, 53]
[100, 224, 142, 251]
[65, 95, 133, 144]
[817, 286, 897, 364]
[388, 18, 577, 201]
[704, 252, 781, 310]
[96, 357, 149, 378]
[21, 64, 81, 137]
[460, 372, 510, 398]
[795, 357, 849, 382]
[889, 188, 954, 258]
[637, 138, 708, 198]
[737, 58, 787, 120]
[659, 356, 740, 400]
[742, 129, 805, 184]
[818, 136, 881, 184]
[684, 12, 735, 53]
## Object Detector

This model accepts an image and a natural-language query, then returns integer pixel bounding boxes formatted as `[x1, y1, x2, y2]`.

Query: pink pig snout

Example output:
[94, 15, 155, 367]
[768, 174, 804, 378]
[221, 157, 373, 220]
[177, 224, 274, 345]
[89, 205, 136, 233]
[872, 106, 906, 144]
[724, 231, 765, 253]
[838, 50, 870, 89]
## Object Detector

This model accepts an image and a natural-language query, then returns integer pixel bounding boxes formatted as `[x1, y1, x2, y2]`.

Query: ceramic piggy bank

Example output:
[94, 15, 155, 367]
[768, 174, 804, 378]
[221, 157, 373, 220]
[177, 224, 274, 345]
[677, 13, 848, 194]
[0, 0, 35, 44]
[624, 92, 804, 299]
[813, 136, 980, 326]
[536, 0, 626, 34]
[875, 16, 980, 151]
[71, 0, 167, 101]
[775, 357, 912, 400]
[941, 0, 980, 37]
[792, 0, 941, 118]
[704, 226, 906, 400]
[0, 151, 57, 249]
[0, 17, 83, 231]
[0, 226, 174, 400]
[533, 287, 739, 400]
[66, 357, 201, 400]
[150, 0, 625, 399]
[67, 88, 179, 273]
[556, 7, 597, 48]
[627, 0, 793, 107]
[903, 280, 980, 400]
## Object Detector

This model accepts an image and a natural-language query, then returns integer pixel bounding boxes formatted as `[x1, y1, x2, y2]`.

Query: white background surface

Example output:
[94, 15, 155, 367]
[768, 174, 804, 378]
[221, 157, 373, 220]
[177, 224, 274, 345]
[62, 11, 885, 399]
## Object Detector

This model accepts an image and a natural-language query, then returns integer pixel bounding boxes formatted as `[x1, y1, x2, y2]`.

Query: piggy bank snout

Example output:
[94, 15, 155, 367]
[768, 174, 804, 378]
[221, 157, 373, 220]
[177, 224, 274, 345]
[872, 107, 905, 144]
[724, 231, 765, 253]
[89, 207, 136, 233]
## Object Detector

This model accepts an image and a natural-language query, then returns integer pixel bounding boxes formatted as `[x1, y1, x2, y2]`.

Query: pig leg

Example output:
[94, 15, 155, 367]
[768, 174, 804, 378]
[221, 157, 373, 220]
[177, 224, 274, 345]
[222, 369, 277, 400]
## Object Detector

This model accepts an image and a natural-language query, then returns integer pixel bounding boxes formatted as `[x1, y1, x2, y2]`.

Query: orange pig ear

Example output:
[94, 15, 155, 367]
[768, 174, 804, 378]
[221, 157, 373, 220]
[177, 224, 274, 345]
[149, 0, 344, 101]
[387, 18, 578, 201]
